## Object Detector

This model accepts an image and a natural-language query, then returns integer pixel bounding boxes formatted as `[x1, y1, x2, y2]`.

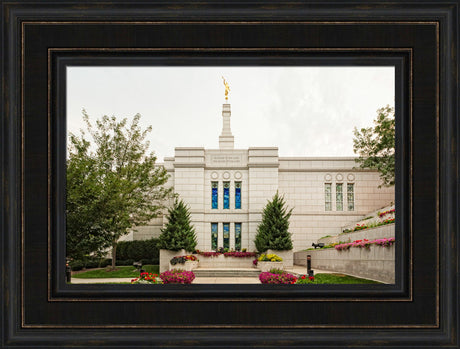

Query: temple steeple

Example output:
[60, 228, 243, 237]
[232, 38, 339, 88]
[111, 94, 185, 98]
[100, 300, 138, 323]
[219, 77, 234, 149]
[219, 103, 234, 149]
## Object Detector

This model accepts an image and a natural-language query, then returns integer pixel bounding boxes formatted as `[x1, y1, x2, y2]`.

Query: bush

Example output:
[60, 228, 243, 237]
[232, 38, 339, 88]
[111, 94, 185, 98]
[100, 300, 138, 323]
[170, 255, 198, 265]
[159, 269, 195, 284]
[131, 272, 162, 284]
[69, 260, 85, 271]
[259, 271, 297, 284]
[269, 268, 285, 274]
[258, 253, 283, 262]
[115, 259, 135, 266]
[295, 275, 316, 284]
[98, 258, 112, 268]
[254, 192, 293, 252]
[157, 199, 197, 252]
[116, 238, 159, 262]
[140, 258, 158, 265]
[69, 257, 112, 270]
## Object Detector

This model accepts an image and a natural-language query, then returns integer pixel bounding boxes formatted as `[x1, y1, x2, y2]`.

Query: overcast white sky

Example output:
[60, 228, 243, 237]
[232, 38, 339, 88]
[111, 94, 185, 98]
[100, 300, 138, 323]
[67, 66, 394, 162]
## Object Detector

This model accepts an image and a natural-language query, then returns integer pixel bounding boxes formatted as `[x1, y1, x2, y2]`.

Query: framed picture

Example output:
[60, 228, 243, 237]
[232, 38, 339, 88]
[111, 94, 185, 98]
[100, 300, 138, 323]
[66, 65, 396, 286]
[1, 1, 458, 348]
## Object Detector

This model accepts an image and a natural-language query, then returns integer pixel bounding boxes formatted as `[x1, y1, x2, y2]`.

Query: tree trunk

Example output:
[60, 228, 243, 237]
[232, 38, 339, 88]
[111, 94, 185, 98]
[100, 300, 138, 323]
[111, 242, 117, 270]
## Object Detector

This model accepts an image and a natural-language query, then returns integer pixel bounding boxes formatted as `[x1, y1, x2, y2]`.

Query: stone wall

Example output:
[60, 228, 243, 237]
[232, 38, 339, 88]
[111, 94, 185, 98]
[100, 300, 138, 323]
[266, 249, 293, 268]
[278, 161, 394, 250]
[195, 254, 255, 268]
[135, 103, 395, 253]
[159, 249, 186, 273]
[294, 244, 395, 284]
[318, 223, 395, 245]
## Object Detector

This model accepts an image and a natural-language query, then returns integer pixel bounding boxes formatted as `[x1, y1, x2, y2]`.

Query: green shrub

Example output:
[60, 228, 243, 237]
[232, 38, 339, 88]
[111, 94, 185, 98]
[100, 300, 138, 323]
[254, 192, 293, 252]
[116, 238, 159, 261]
[69, 260, 85, 271]
[115, 259, 135, 266]
[258, 253, 283, 262]
[157, 199, 197, 252]
[269, 268, 285, 274]
[140, 258, 158, 265]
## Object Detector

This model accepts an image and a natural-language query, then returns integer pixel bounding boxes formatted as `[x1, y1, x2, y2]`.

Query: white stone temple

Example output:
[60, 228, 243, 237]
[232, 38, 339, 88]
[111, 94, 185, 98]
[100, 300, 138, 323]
[131, 83, 394, 252]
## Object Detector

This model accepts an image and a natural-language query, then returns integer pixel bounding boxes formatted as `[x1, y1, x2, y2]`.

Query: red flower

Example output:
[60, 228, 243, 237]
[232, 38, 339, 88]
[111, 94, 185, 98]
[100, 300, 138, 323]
[309, 276, 315, 281]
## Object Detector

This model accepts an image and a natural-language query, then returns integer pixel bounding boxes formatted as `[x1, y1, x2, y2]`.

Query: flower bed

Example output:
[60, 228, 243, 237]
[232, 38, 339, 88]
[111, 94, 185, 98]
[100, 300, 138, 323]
[335, 238, 395, 251]
[159, 269, 195, 284]
[195, 250, 257, 258]
[259, 270, 297, 284]
[295, 275, 316, 284]
[131, 272, 162, 284]
[342, 217, 395, 234]
[170, 255, 198, 265]
[169, 255, 198, 271]
[258, 253, 282, 262]
[378, 208, 395, 218]
[194, 251, 257, 268]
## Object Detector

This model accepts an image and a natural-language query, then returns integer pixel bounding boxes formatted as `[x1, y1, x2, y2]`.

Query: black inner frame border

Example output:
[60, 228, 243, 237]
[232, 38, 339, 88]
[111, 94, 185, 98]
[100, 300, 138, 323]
[46, 48, 413, 302]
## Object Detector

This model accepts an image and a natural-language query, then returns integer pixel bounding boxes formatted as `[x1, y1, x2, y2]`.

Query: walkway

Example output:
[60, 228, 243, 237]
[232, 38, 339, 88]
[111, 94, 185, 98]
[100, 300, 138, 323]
[70, 266, 335, 284]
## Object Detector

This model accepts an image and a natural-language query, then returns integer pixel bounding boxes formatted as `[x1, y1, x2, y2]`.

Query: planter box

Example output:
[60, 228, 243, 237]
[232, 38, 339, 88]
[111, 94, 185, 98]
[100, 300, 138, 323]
[258, 261, 283, 272]
[266, 249, 293, 268]
[159, 249, 186, 273]
[195, 254, 254, 268]
[169, 260, 198, 272]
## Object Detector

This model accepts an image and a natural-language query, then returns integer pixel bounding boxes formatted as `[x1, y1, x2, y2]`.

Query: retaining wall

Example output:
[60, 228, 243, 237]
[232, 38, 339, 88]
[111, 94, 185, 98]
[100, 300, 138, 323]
[159, 249, 186, 273]
[266, 249, 293, 268]
[318, 224, 395, 245]
[294, 244, 395, 283]
[194, 254, 255, 268]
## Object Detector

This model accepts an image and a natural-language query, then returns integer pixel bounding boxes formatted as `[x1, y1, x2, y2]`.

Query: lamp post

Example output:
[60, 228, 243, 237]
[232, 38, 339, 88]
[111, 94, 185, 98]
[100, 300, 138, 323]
[65, 263, 72, 283]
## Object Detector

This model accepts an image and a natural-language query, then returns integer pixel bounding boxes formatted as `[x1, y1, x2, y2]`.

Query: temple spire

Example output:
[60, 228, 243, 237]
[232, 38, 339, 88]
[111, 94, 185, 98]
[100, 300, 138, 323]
[219, 77, 234, 149]
[219, 103, 234, 149]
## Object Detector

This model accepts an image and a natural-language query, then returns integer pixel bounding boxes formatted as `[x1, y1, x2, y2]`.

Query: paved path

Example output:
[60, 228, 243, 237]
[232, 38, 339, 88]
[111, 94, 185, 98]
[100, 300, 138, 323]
[70, 266, 335, 284]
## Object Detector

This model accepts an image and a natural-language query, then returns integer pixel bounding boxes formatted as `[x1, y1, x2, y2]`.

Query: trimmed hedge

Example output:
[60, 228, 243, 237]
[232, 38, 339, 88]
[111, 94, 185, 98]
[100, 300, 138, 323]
[69, 258, 158, 271]
[68, 238, 160, 271]
[116, 238, 160, 263]
[69, 258, 111, 271]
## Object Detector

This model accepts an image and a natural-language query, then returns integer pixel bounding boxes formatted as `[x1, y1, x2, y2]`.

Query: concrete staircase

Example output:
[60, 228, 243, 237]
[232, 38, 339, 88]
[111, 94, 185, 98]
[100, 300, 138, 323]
[193, 268, 261, 278]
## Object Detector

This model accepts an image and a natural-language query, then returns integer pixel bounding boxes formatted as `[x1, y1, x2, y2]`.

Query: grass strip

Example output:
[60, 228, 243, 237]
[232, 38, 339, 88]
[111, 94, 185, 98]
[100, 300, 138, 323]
[310, 273, 381, 284]
[73, 265, 159, 278]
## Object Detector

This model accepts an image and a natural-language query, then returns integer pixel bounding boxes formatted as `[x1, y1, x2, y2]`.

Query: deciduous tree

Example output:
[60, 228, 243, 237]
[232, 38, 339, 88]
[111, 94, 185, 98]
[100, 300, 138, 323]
[353, 105, 395, 187]
[66, 110, 173, 269]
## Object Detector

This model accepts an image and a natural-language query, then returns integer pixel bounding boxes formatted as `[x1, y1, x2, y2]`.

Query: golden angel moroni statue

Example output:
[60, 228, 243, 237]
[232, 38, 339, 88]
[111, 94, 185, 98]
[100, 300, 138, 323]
[222, 76, 230, 101]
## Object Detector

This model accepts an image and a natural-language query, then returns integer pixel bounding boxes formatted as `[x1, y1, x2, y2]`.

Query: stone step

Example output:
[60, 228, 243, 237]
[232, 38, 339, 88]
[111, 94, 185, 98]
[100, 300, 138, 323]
[193, 268, 261, 277]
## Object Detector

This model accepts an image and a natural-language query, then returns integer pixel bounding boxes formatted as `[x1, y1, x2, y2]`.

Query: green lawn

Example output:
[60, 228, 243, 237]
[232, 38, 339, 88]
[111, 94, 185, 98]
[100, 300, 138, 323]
[73, 265, 159, 278]
[306, 273, 382, 284]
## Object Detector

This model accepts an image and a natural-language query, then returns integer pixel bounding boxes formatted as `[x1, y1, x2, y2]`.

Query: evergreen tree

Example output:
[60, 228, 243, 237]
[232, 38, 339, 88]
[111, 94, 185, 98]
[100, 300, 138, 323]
[157, 199, 197, 252]
[254, 192, 293, 252]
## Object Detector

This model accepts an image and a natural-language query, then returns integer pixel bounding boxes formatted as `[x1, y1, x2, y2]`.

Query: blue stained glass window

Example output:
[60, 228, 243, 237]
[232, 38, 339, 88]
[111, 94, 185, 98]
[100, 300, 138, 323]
[235, 182, 241, 209]
[223, 223, 230, 249]
[223, 182, 230, 209]
[211, 223, 218, 250]
[211, 182, 218, 209]
[235, 223, 242, 251]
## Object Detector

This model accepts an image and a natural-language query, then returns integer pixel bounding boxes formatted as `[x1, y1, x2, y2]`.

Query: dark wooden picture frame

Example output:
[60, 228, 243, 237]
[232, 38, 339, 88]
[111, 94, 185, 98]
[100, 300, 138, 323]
[1, 1, 458, 348]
